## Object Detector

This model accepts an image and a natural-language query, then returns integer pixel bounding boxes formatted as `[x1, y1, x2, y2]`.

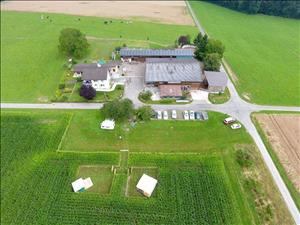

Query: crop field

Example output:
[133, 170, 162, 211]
[190, 1, 300, 106]
[1, 110, 294, 224]
[1, 11, 197, 103]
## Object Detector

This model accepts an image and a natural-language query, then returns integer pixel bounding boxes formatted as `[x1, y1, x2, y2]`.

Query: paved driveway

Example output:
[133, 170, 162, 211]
[123, 62, 145, 106]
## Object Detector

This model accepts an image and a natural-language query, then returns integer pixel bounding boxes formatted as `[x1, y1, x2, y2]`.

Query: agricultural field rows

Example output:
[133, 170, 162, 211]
[0, 110, 294, 224]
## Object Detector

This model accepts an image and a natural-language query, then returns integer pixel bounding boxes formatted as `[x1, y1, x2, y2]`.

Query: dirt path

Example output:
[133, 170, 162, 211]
[1, 1, 194, 26]
[256, 114, 300, 192]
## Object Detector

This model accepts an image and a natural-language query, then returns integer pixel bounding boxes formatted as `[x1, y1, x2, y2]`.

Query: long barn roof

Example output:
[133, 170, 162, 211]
[145, 58, 202, 83]
[120, 48, 194, 57]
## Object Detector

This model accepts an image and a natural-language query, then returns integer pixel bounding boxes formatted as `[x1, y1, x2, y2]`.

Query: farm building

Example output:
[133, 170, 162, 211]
[145, 58, 203, 93]
[204, 71, 228, 93]
[120, 48, 194, 62]
[136, 174, 158, 197]
[73, 61, 121, 91]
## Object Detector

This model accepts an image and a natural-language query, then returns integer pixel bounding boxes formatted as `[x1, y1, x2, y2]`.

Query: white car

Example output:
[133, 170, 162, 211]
[101, 119, 115, 130]
[183, 110, 189, 120]
[189, 111, 195, 120]
[224, 117, 236, 124]
[171, 110, 177, 119]
[231, 123, 242, 129]
[163, 111, 168, 120]
[156, 111, 162, 120]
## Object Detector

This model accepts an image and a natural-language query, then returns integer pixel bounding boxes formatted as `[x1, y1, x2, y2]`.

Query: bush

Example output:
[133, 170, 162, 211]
[139, 91, 152, 101]
[204, 53, 221, 71]
[58, 83, 65, 89]
[102, 98, 134, 122]
[79, 85, 96, 100]
[236, 149, 253, 168]
[136, 106, 153, 121]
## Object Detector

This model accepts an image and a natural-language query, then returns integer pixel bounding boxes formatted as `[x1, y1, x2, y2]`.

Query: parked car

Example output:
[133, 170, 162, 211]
[183, 110, 189, 120]
[189, 111, 195, 120]
[195, 112, 202, 120]
[101, 119, 115, 130]
[156, 111, 162, 120]
[231, 123, 242, 129]
[163, 111, 168, 120]
[224, 117, 236, 124]
[201, 111, 209, 120]
[171, 110, 177, 119]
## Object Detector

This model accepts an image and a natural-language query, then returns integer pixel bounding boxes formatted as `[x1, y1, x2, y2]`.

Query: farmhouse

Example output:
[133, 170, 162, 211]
[204, 71, 228, 93]
[73, 61, 121, 91]
[120, 48, 194, 62]
[136, 174, 158, 197]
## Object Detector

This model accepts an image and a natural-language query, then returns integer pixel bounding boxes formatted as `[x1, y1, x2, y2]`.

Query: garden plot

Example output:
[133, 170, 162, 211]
[76, 166, 114, 194]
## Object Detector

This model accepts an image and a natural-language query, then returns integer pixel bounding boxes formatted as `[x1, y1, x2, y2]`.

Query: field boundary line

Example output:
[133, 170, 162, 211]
[56, 113, 74, 151]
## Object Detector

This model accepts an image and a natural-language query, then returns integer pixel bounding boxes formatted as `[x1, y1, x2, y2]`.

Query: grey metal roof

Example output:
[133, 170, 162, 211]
[120, 48, 194, 57]
[73, 61, 121, 81]
[204, 71, 228, 87]
[145, 58, 202, 83]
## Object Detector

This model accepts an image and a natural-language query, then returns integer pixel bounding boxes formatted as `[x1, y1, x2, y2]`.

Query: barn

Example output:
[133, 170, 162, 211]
[204, 71, 228, 93]
[120, 48, 194, 62]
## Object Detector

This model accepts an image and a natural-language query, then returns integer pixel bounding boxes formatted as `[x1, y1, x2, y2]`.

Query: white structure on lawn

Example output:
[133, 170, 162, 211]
[100, 119, 115, 130]
[136, 174, 158, 197]
[72, 177, 93, 193]
[73, 61, 122, 91]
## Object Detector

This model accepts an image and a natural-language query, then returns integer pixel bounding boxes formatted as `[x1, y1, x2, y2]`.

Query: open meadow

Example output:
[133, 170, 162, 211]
[1, 11, 197, 103]
[1, 109, 294, 224]
[190, 1, 300, 106]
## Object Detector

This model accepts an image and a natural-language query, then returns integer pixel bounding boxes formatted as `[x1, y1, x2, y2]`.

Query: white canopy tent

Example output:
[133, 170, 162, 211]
[72, 177, 93, 193]
[136, 174, 158, 197]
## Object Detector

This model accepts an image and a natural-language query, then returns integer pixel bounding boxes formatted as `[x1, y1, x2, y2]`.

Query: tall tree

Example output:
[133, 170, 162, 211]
[79, 85, 96, 100]
[58, 28, 89, 58]
[205, 39, 225, 58]
[204, 53, 221, 71]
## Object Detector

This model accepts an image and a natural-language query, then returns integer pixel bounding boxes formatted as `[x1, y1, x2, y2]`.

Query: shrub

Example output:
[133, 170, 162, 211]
[102, 98, 134, 122]
[79, 85, 96, 100]
[58, 83, 65, 89]
[139, 91, 152, 101]
[204, 53, 221, 71]
[136, 106, 153, 121]
[236, 149, 253, 168]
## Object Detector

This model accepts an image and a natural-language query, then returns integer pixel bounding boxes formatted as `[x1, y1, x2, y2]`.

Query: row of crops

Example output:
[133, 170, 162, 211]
[1, 111, 253, 224]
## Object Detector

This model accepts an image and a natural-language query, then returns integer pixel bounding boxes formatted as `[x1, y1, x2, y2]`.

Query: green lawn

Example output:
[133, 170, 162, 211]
[61, 110, 252, 152]
[190, 1, 300, 106]
[208, 87, 231, 104]
[1, 11, 197, 103]
[1, 109, 294, 224]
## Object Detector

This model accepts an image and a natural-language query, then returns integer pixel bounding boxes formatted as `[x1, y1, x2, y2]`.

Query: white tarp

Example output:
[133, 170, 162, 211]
[72, 177, 93, 192]
[136, 174, 158, 197]
[101, 119, 115, 130]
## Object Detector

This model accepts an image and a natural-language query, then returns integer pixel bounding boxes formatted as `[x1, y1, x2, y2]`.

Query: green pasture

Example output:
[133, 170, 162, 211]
[190, 1, 300, 106]
[1, 11, 197, 103]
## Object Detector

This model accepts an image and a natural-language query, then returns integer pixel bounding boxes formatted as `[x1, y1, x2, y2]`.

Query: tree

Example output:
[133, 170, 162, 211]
[204, 53, 221, 71]
[102, 98, 134, 121]
[136, 106, 153, 121]
[193, 32, 203, 46]
[205, 39, 225, 58]
[58, 28, 89, 58]
[178, 35, 191, 46]
[194, 34, 208, 61]
[79, 85, 96, 100]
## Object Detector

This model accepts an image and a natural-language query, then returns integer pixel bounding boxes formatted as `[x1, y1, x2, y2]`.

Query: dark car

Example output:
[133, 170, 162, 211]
[195, 112, 202, 120]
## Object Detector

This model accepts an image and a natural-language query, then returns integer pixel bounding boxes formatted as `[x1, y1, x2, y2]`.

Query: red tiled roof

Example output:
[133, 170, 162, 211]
[159, 85, 182, 97]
